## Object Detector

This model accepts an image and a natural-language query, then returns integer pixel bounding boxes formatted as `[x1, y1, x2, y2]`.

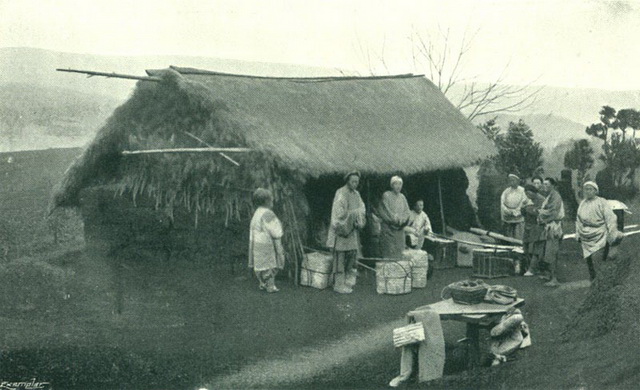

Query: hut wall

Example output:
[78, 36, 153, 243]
[79, 186, 250, 271]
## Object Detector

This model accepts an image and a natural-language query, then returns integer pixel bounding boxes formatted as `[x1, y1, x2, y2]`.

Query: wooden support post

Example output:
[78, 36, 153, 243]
[466, 323, 481, 369]
[437, 173, 446, 235]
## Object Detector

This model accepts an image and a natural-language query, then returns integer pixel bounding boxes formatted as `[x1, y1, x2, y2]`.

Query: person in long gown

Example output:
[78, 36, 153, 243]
[522, 184, 546, 276]
[376, 176, 411, 259]
[538, 178, 565, 287]
[326, 171, 366, 294]
[248, 188, 285, 293]
[576, 181, 623, 281]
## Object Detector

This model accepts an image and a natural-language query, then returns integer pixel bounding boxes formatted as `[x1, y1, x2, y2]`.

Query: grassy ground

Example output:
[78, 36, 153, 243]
[0, 148, 84, 259]
[0, 235, 617, 390]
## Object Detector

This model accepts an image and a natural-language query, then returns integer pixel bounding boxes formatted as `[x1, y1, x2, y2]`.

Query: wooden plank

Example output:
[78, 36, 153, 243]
[408, 298, 525, 317]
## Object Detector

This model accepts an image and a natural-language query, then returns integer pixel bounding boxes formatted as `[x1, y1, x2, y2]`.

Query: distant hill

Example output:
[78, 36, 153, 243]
[0, 82, 119, 152]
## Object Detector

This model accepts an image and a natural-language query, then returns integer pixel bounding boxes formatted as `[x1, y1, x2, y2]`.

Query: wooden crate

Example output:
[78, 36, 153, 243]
[472, 249, 514, 278]
[424, 236, 457, 269]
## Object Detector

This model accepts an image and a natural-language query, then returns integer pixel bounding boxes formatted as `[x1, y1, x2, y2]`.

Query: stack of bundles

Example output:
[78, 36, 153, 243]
[300, 252, 333, 289]
[472, 248, 514, 279]
[376, 260, 412, 295]
[424, 236, 457, 269]
[403, 249, 429, 288]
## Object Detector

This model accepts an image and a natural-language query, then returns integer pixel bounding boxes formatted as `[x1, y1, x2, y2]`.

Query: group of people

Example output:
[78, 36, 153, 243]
[326, 173, 432, 294]
[501, 173, 623, 286]
[247, 169, 624, 293]
[247, 172, 430, 294]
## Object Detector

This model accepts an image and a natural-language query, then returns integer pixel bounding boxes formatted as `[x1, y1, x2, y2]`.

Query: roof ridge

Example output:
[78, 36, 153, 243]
[156, 66, 423, 82]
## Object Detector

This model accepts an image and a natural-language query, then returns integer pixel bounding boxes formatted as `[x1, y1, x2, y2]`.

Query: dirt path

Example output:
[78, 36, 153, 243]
[210, 317, 405, 389]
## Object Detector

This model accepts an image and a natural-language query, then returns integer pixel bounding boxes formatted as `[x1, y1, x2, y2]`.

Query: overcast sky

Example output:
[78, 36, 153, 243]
[2, 0, 639, 90]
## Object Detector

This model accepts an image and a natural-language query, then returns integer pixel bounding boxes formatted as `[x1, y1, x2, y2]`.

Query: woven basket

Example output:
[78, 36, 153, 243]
[376, 261, 412, 295]
[442, 279, 489, 305]
[300, 252, 332, 290]
[411, 266, 428, 288]
[403, 249, 429, 288]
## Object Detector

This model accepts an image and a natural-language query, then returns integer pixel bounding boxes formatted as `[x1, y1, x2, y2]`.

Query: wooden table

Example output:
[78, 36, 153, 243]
[408, 298, 525, 368]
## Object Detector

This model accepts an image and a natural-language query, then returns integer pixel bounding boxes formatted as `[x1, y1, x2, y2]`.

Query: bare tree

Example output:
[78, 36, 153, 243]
[411, 27, 542, 121]
[356, 27, 542, 121]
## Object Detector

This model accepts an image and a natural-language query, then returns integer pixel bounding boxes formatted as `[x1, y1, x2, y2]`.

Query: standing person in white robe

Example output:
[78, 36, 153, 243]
[576, 181, 623, 281]
[404, 199, 432, 249]
[326, 171, 366, 294]
[248, 188, 285, 293]
[500, 174, 530, 240]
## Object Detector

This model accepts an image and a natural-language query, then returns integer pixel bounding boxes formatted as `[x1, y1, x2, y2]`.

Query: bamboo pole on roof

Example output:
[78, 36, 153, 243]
[56, 68, 162, 82]
[122, 147, 253, 155]
[183, 131, 240, 166]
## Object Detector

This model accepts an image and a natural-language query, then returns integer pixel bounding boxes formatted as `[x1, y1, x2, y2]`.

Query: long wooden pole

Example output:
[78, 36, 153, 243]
[183, 131, 240, 166]
[437, 173, 446, 234]
[122, 147, 253, 155]
[469, 227, 523, 245]
[56, 68, 161, 82]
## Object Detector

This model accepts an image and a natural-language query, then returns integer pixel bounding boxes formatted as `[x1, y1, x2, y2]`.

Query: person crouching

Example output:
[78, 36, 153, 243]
[249, 188, 285, 293]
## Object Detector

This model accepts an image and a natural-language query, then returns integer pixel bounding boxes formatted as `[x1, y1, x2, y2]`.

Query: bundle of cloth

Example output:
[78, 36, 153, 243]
[489, 307, 531, 366]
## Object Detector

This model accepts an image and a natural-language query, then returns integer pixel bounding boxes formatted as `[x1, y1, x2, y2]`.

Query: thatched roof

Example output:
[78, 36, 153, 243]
[51, 67, 495, 210]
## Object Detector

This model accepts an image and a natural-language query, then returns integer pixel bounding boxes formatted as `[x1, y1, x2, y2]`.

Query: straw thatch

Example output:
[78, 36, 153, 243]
[51, 66, 495, 215]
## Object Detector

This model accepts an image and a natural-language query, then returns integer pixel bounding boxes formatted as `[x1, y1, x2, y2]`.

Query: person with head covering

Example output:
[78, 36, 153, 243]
[500, 174, 530, 240]
[576, 181, 623, 281]
[522, 184, 546, 276]
[404, 199, 432, 249]
[326, 171, 366, 294]
[538, 177, 565, 287]
[248, 188, 285, 293]
[376, 176, 411, 259]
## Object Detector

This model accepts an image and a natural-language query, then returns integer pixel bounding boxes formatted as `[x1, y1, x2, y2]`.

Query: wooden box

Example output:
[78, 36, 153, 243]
[424, 236, 457, 269]
[472, 249, 514, 278]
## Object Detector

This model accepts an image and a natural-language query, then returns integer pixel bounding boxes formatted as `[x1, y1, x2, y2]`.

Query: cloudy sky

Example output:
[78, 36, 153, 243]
[1, 0, 639, 90]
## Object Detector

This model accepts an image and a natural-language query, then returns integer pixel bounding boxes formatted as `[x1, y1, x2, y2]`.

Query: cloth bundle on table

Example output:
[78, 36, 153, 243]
[389, 307, 445, 387]
[376, 191, 411, 259]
